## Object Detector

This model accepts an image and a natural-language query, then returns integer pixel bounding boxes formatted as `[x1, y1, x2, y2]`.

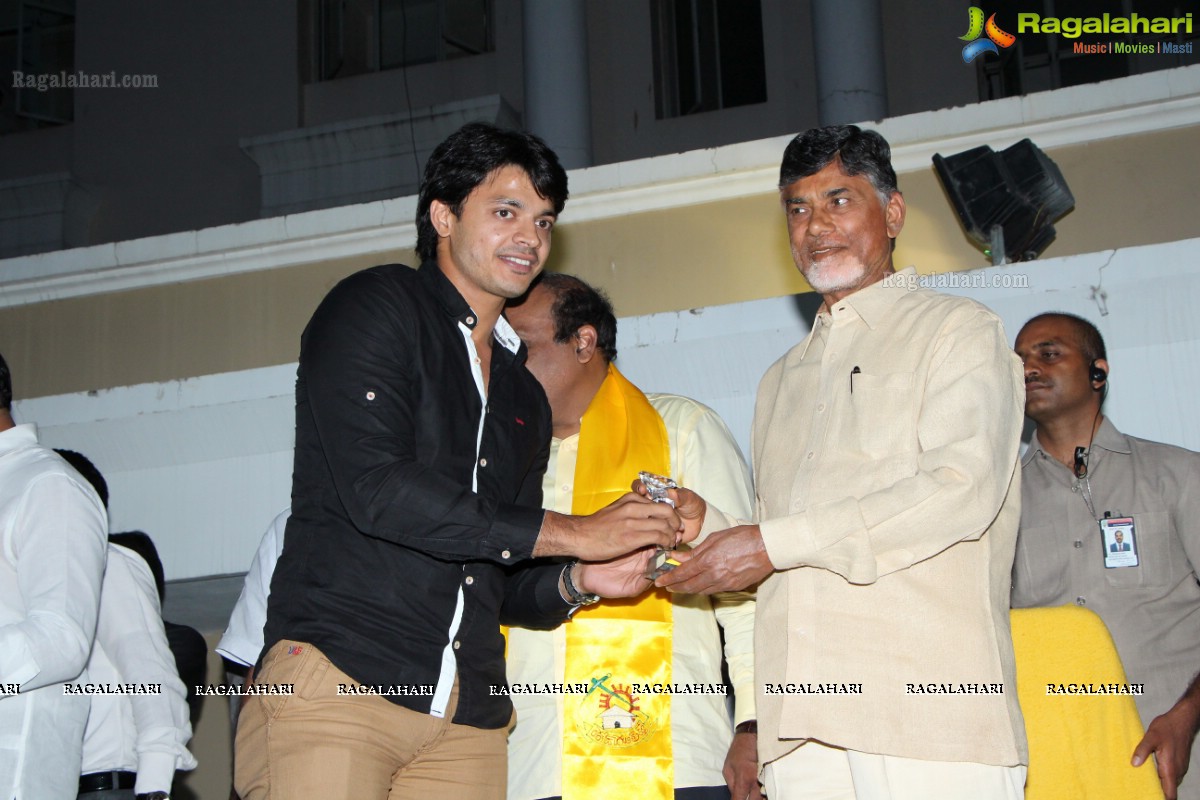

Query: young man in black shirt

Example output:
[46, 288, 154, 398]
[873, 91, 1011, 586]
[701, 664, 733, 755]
[235, 123, 690, 800]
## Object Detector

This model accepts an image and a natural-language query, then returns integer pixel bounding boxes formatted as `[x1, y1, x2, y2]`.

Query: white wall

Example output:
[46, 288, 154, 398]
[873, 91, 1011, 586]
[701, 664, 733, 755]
[16, 237, 1200, 581]
[618, 236, 1200, 459]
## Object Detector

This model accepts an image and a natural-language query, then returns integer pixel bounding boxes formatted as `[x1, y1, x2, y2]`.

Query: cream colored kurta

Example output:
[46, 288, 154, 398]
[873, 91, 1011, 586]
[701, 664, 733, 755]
[707, 268, 1028, 768]
[506, 392, 756, 798]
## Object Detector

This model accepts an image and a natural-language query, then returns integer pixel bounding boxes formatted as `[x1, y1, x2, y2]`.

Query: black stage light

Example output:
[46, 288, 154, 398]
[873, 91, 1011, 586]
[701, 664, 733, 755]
[933, 139, 1074, 265]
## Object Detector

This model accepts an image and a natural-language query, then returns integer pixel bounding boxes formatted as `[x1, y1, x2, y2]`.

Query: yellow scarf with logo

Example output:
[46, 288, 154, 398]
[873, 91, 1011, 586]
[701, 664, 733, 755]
[562, 363, 675, 799]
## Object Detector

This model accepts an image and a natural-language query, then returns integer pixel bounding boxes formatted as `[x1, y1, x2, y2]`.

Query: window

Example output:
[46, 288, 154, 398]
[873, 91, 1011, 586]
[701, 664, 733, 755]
[651, 0, 767, 119]
[978, 0, 1198, 101]
[313, 0, 491, 83]
[0, 0, 75, 133]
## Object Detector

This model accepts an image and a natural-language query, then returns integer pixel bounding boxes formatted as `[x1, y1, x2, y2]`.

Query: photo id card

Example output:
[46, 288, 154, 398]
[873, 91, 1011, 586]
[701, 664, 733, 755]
[1101, 517, 1138, 569]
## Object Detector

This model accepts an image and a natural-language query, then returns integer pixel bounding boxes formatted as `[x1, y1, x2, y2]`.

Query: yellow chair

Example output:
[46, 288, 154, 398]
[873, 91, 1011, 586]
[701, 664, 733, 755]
[1011, 606, 1164, 799]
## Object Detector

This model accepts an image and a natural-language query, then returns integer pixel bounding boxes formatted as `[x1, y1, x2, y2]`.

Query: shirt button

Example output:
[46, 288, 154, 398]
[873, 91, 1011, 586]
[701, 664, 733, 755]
[365, 391, 376, 401]
[501, 549, 511, 560]
[466, 316, 475, 325]
[1076, 596, 1087, 606]
[1073, 540, 1083, 549]
[817, 403, 826, 412]
[1071, 485, 1080, 493]
[479, 457, 488, 467]
[453, 640, 461, 650]
[464, 576, 474, 586]
[473, 356, 482, 365]
[562, 485, 571, 493]
[806, 452, 815, 460]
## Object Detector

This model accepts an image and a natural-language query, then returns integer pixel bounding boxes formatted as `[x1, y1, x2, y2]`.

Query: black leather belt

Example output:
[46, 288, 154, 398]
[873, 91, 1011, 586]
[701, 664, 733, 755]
[79, 770, 137, 793]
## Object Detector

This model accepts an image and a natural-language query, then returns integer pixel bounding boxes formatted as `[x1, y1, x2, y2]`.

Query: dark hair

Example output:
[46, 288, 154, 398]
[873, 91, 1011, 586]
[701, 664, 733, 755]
[0, 350, 11, 411]
[54, 448, 109, 509]
[779, 125, 899, 200]
[109, 531, 166, 603]
[536, 273, 618, 363]
[1023, 312, 1107, 364]
[415, 122, 569, 262]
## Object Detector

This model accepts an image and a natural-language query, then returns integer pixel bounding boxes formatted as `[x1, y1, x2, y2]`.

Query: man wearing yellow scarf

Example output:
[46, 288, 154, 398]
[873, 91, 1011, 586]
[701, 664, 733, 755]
[504, 274, 758, 800]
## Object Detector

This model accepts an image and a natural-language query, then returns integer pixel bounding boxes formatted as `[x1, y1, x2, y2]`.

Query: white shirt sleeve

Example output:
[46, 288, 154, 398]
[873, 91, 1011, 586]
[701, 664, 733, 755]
[98, 544, 198, 792]
[216, 509, 290, 667]
[0, 471, 107, 692]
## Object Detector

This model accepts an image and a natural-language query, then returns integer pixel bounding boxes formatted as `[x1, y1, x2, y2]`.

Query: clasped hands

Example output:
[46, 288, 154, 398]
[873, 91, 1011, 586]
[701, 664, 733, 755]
[538, 481, 774, 599]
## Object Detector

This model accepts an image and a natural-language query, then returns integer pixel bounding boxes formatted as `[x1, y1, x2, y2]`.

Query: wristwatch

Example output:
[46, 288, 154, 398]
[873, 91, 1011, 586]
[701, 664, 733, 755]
[561, 562, 600, 606]
[136, 793, 170, 800]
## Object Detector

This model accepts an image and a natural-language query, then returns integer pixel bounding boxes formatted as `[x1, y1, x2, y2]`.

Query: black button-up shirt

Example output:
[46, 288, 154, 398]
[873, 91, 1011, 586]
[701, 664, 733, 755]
[263, 261, 569, 729]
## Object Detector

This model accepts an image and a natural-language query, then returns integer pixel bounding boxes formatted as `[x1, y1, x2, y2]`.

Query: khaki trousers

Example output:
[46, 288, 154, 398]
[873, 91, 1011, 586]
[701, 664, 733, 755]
[235, 640, 508, 800]
[762, 740, 1026, 800]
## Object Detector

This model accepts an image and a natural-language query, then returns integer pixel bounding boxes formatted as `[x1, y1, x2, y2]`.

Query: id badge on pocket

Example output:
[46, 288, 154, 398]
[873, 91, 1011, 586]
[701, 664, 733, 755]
[1100, 517, 1138, 569]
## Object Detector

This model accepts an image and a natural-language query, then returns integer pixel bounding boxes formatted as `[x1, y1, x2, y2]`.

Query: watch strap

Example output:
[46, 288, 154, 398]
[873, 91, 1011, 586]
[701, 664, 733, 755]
[562, 562, 600, 606]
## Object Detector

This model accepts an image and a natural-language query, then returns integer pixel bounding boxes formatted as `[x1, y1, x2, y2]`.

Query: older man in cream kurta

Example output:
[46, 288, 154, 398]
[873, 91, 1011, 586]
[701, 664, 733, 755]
[657, 125, 1027, 799]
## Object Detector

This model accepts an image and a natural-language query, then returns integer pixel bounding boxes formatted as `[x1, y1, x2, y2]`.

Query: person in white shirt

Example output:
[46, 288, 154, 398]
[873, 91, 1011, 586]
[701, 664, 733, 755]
[80, 543, 198, 800]
[217, 509, 289, 675]
[0, 351, 108, 800]
[54, 450, 197, 800]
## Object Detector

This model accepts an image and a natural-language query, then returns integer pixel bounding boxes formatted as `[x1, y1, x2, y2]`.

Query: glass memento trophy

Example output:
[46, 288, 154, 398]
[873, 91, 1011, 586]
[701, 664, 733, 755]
[639, 471, 682, 580]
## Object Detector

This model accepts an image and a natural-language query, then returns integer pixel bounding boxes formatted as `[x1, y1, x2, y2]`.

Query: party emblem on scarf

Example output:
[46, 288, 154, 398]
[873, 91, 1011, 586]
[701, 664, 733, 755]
[573, 673, 659, 747]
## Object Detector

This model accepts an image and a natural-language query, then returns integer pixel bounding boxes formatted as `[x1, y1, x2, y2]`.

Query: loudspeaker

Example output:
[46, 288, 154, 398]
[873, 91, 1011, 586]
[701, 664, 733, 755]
[932, 139, 1075, 263]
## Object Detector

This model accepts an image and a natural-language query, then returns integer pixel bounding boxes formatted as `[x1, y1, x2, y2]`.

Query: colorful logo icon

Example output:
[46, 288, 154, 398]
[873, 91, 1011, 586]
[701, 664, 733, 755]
[575, 672, 659, 748]
[960, 7, 1017, 62]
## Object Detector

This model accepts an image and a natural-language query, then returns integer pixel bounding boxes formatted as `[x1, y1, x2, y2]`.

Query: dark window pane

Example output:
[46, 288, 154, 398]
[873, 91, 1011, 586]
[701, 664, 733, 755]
[716, 0, 766, 109]
[442, 0, 490, 57]
[318, 0, 376, 80]
[10, 1, 75, 129]
[652, 0, 767, 119]
[1059, 52, 1127, 87]
[381, 0, 440, 68]
[315, 0, 491, 82]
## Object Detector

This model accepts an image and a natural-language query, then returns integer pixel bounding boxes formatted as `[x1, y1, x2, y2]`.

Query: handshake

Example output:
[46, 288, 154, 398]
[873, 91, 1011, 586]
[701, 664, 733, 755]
[532, 471, 706, 601]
